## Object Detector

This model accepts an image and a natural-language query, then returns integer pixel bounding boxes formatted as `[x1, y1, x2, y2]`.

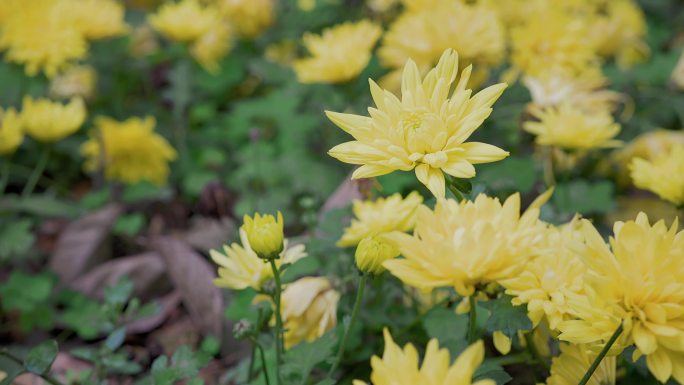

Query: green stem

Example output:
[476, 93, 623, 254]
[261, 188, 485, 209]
[577, 322, 623, 385]
[447, 183, 465, 202]
[0, 349, 66, 385]
[489, 352, 533, 367]
[268, 259, 283, 385]
[246, 340, 256, 383]
[467, 295, 477, 343]
[22, 146, 50, 197]
[328, 273, 367, 377]
[255, 343, 271, 385]
[525, 332, 549, 370]
[0, 158, 9, 195]
[542, 146, 555, 188]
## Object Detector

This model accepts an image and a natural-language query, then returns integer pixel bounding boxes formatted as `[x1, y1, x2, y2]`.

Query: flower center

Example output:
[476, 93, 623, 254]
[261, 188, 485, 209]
[400, 111, 426, 132]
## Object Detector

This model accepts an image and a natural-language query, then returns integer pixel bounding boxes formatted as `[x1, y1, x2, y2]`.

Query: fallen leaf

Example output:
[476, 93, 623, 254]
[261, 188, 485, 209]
[320, 175, 363, 214]
[180, 217, 235, 252]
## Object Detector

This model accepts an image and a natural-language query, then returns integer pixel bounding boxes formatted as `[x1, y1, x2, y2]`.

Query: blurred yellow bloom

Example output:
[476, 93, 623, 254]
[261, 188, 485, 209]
[0, 0, 87, 77]
[68, 0, 129, 40]
[612, 129, 684, 187]
[560, 213, 684, 383]
[524, 103, 621, 150]
[149, 0, 219, 42]
[80, 116, 176, 185]
[242, 212, 285, 260]
[216, 0, 274, 39]
[211, 228, 306, 290]
[355, 236, 400, 275]
[327, 49, 508, 198]
[673, 49, 684, 90]
[293, 21, 381, 84]
[383, 193, 546, 296]
[22, 96, 86, 142]
[0, 108, 24, 155]
[129, 24, 161, 57]
[546, 343, 616, 385]
[367, 0, 398, 13]
[297, 0, 316, 11]
[379, 1, 504, 91]
[191, 21, 233, 74]
[630, 145, 684, 205]
[352, 328, 494, 385]
[49, 65, 97, 100]
[338, 192, 423, 247]
[281, 277, 339, 348]
[264, 40, 297, 66]
[588, 0, 648, 68]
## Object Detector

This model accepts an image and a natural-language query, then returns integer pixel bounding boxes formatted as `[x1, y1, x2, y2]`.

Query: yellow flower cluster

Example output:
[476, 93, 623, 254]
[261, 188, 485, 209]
[214, 0, 274, 39]
[630, 145, 684, 206]
[80, 116, 176, 185]
[0, 108, 24, 156]
[546, 343, 616, 385]
[281, 277, 340, 348]
[0, 0, 128, 77]
[22, 97, 86, 143]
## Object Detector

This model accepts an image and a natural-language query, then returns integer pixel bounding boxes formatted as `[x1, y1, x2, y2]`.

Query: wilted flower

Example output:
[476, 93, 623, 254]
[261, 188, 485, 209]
[69, 0, 129, 40]
[281, 277, 340, 348]
[80, 116, 176, 185]
[352, 328, 493, 385]
[191, 21, 233, 74]
[21, 96, 86, 142]
[216, 0, 274, 39]
[630, 145, 684, 205]
[355, 236, 400, 275]
[0, 108, 24, 155]
[338, 192, 422, 247]
[524, 103, 621, 150]
[211, 228, 307, 291]
[49, 65, 97, 100]
[546, 343, 616, 385]
[242, 212, 285, 260]
[149, 0, 219, 42]
[293, 20, 381, 84]
[327, 49, 509, 198]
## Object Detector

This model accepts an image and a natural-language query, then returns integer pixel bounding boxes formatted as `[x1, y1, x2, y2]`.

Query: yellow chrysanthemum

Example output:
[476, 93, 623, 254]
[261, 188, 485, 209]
[673, 49, 684, 90]
[191, 21, 233, 74]
[383, 193, 547, 296]
[68, 0, 129, 40]
[338, 192, 423, 247]
[630, 145, 684, 205]
[281, 277, 339, 348]
[215, 0, 274, 39]
[80, 116, 176, 185]
[242, 211, 285, 260]
[588, 0, 649, 68]
[378, 0, 504, 91]
[327, 49, 509, 198]
[0, 108, 24, 155]
[559, 213, 684, 383]
[293, 21, 382, 84]
[352, 328, 494, 385]
[355, 236, 400, 275]
[22, 96, 86, 142]
[612, 129, 684, 187]
[367, 0, 399, 13]
[211, 228, 306, 291]
[524, 103, 621, 150]
[49, 65, 97, 100]
[129, 24, 160, 58]
[546, 343, 616, 385]
[149, 0, 219, 42]
[0, 0, 87, 77]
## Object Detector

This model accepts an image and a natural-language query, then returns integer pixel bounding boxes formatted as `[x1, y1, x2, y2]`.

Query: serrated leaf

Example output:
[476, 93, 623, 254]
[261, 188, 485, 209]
[422, 307, 469, 342]
[24, 340, 58, 375]
[282, 332, 337, 382]
[481, 296, 532, 338]
[0, 219, 35, 260]
[474, 362, 512, 385]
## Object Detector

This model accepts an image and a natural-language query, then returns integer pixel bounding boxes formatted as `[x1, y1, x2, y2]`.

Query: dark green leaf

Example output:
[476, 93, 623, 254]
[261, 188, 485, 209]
[481, 295, 532, 338]
[24, 340, 58, 375]
[553, 180, 614, 215]
[282, 332, 337, 383]
[105, 327, 127, 351]
[0, 219, 35, 260]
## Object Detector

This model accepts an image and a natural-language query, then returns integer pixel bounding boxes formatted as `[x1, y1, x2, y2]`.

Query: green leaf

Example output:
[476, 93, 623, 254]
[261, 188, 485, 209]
[0, 219, 35, 260]
[0, 271, 54, 312]
[24, 340, 58, 375]
[474, 361, 512, 385]
[104, 277, 134, 306]
[481, 295, 532, 338]
[113, 213, 146, 236]
[282, 332, 337, 383]
[0, 195, 80, 218]
[553, 180, 614, 215]
[105, 327, 127, 351]
[475, 157, 537, 194]
[422, 307, 468, 343]
[225, 289, 258, 322]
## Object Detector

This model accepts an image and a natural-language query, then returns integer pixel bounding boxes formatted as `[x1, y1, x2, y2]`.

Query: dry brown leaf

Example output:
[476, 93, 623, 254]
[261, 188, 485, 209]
[49, 204, 123, 284]
[181, 217, 235, 252]
[152, 237, 224, 340]
[320, 175, 364, 214]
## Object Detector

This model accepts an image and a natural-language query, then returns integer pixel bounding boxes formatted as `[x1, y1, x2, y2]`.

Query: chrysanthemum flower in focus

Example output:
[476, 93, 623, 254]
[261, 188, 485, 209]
[68, 0, 129, 40]
[215, 0, 274, 39]
[0, 108, 24, 155]
[242, 212, 285, 260]
[49, 65, 97, 100]
[338, 192, 422, 247]
[280, 277, 340, 348]
[191, 21, 233, 74]
[524, 103, 621, 150]
[352, 328, 494, 385]
[210, 228, 306, 291]
[80, 116, 176, 185]
[327, 49, 509, 198]
[546, 343, 616, 385]
[559, 213, 684, 383]
[149, 0, 219, 43]
[293, 20, 382, 84]
[22, 96, 86, 143]
[383, 193, 546, 296]
[630, 145, 684, 205]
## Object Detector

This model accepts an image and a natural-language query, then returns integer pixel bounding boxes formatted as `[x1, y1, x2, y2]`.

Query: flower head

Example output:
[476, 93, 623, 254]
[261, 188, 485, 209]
[49, 65, 97, 100]
[546, 343, 616, 385]
[211, 229, 306, 291]
[68, 0, 129, 40]
[338, 192, 423, 247]
[216, 0, 274, 38]
[524, 103, 621, 150]
[22, 96, 86, 142]
[281, 277, 340, 348]
[191, 21, 233, 74]
[0, 108, 24, 155]
[352, 328, 494, 385]
[149, 0, 219, 42]
[630, 145, 684, 205]
[293, 20, 381, 84]
[355, 236, 400, 275]
[327, 49, 508, 198]
[384, 193, 547, 296]
[242, 212, 285, 260]
[588, 0, 648, 68]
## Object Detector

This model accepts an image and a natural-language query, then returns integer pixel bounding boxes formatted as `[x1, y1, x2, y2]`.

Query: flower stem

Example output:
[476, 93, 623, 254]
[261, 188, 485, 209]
[329, 273, 367, 377]
[268, 259, 283, 385]
[22, 145, 50, 197]
[256, 342, 271, 385]
[524, 331, 549, 370]
[578, 322, 623, 385]
[542, 146, 555, 187]
[247, 340, 256, 383]
[467, 295, 477, 343]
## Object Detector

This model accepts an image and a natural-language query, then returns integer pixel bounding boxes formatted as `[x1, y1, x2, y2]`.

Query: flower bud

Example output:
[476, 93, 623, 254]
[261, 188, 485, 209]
[355, 236, 399, 275]
[242, 211, 285, 260]
[232, 319, 254, 340]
